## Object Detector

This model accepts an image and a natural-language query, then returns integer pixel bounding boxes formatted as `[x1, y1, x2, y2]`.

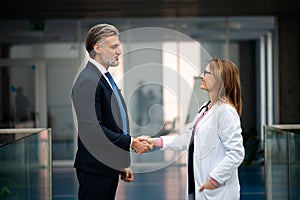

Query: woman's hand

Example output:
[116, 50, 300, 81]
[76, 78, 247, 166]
[138, 135, 159, 147]
[199, 180, 216, 192]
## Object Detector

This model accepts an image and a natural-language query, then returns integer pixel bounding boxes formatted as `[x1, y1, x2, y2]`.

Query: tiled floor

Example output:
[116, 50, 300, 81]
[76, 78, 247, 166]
[52, 161, 265, 200]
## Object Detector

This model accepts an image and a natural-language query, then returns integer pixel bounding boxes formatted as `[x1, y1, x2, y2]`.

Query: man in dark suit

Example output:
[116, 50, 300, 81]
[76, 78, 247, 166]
[71, 24, 152, 200]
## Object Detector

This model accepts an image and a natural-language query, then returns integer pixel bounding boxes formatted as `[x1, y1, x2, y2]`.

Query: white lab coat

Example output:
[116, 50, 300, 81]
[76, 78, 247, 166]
[162, 101, 245, 200]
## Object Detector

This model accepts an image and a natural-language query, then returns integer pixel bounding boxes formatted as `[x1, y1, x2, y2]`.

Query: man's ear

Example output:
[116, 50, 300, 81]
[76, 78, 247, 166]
[93, 44, 102, 54]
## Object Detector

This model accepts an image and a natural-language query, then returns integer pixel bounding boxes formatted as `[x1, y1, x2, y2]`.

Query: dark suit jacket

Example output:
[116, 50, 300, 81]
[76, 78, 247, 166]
[71, 61, 131, 177]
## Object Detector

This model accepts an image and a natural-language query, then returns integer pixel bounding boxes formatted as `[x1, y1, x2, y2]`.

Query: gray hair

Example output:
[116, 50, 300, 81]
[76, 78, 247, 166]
[85, 24, 119, 58]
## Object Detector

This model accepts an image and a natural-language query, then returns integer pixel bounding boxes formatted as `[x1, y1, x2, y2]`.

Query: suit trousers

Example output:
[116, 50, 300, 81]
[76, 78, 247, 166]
[76, 169, 119, 200]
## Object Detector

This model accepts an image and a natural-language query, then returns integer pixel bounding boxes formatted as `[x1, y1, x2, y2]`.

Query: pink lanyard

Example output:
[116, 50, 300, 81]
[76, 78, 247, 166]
[189, 110, 208, 145]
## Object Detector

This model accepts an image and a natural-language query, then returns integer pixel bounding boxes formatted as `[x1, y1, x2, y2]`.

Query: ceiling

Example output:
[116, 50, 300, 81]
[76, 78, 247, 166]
[0, 0, 299, 19]
[0, 0, 298, 45]
[0, 17, 275, 45]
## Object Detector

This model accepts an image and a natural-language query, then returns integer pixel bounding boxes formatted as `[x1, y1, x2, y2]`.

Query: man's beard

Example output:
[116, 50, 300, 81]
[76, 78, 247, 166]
[102, 54, 119, 67]
[109, 60, 119, 67]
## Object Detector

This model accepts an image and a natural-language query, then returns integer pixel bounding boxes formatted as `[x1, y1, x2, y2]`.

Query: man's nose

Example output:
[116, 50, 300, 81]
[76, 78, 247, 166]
[116, 47, 121, 55]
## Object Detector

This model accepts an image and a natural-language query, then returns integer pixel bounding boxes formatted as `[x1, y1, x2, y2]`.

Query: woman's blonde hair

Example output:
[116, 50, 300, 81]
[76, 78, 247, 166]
[208, 58, 242, 116]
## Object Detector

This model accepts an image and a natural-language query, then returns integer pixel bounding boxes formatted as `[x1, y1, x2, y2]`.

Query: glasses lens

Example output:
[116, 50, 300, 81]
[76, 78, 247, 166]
[204, 70, 211, 75]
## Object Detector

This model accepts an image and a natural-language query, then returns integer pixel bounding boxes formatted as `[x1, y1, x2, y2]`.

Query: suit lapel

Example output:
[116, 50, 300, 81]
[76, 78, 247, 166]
[87, 61, 129, 133]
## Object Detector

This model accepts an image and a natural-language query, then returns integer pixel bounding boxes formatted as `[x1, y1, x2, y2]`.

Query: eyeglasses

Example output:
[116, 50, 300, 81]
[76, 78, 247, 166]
[203, 70, 212, 76]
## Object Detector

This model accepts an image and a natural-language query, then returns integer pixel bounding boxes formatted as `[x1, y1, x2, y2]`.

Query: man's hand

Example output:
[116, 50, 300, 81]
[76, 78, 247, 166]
[120, 168, 134, 182]
[131, 137, 153, 154]
[138, 135, 159, 147]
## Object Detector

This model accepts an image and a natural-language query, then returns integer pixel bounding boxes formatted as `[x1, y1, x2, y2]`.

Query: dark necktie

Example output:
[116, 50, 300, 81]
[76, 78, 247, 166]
[105, 72, 128, 135]
[188, 103, 209, 195]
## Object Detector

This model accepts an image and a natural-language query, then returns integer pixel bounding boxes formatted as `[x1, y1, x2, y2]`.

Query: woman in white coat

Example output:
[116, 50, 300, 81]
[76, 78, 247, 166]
[141, 58, 245, 200]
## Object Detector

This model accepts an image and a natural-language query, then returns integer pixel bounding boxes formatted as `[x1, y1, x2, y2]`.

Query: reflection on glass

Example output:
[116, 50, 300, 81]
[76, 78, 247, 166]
[0, 129, 52, 200]
[264, 125, 300, 200]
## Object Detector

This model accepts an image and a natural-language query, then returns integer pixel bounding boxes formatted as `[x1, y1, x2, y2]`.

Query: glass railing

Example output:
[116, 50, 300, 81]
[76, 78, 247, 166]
[264, 124, 300, 200]
[0, 128, 52, 200]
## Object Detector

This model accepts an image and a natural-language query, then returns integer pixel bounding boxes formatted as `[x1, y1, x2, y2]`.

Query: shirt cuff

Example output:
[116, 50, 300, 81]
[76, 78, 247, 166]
[209, 177, 220, 187]
[156, 137, 163, 148]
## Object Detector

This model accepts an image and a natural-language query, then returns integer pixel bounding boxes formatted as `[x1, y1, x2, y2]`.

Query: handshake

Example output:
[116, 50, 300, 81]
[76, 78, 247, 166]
[131, 136, 159, 154]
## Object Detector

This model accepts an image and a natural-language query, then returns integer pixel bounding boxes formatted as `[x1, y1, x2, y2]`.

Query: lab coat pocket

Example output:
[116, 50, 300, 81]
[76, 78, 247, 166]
[202, 185, 225, 199]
